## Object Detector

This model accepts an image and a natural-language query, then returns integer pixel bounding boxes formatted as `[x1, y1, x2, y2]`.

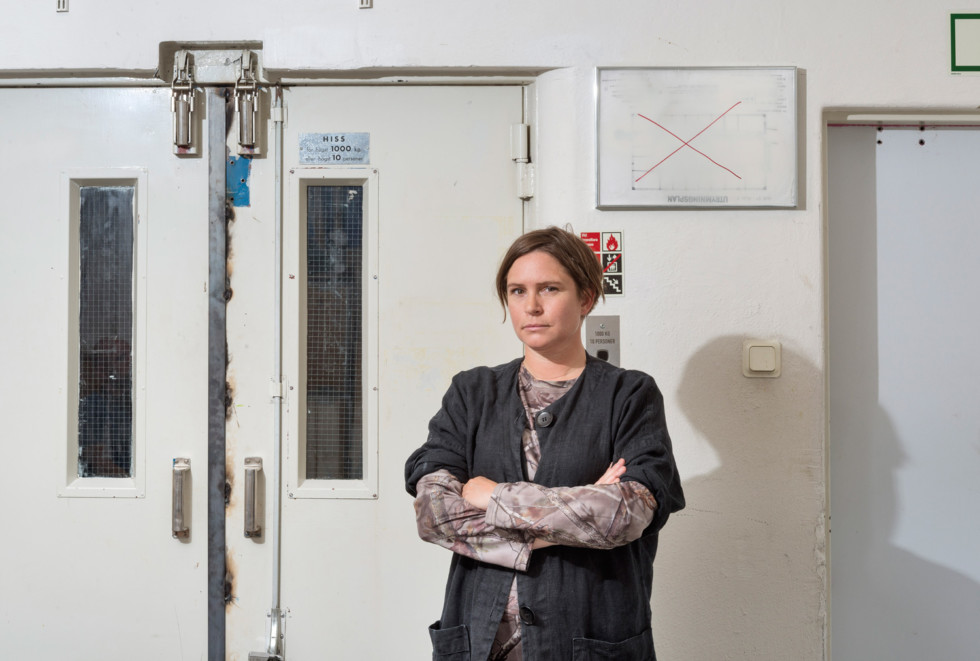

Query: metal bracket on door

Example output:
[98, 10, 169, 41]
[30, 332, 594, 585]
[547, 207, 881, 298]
[171, 51, 198, 156]
[235, 50, 261, 156]
[172, 458, 191, 539]
[249, 607, 285, 660]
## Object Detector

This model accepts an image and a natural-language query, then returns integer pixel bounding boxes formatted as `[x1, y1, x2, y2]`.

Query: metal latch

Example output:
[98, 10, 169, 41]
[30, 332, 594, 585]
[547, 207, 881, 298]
[235, 50, 261, 155]
[171, 51, 197, 155]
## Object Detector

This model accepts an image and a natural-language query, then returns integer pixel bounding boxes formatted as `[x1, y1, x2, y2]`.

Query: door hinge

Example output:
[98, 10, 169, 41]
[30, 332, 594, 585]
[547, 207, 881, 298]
[511, 123, 530, 163]
[171, 51, 198, 155]
[516, 163, 535, 201]
[511, 123, 534, 200]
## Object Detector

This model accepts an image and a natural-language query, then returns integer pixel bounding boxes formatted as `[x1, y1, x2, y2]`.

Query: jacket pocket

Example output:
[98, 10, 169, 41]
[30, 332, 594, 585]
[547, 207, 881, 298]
[428, 620, 471, 661]
[572, 629, 655, 660]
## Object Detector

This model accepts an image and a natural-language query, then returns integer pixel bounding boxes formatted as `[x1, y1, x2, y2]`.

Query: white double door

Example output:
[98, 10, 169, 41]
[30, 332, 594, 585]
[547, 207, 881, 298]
[0, 84, 524, 659]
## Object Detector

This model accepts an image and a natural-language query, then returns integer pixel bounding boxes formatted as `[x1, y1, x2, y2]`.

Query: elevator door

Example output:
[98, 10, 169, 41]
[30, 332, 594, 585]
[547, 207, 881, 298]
[828, 125, 980, 660]
[224, 85, 526, 658]
[0, 83, 525, 660]
[0, 87, 211, 658]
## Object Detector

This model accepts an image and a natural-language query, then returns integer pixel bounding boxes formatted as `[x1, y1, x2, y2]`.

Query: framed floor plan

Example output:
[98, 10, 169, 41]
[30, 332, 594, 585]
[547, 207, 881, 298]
[596, 67, 798, 209]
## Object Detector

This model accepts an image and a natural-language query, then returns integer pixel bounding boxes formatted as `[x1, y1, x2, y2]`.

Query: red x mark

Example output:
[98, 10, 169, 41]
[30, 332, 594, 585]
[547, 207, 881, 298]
[635, 102, 742, 182]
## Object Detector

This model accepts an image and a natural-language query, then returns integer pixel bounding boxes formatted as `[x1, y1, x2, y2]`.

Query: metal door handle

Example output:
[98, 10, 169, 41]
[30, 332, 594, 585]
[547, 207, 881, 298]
[244, 457, 263, 538]
[172, 458, 190, 539]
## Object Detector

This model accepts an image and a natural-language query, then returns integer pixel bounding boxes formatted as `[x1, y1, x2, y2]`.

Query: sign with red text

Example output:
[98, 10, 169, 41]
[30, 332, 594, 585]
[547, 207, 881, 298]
[581, 231, 624, 296]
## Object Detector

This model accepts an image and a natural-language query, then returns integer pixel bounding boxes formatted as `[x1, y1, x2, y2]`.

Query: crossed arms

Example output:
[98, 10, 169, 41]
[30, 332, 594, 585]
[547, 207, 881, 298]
[414, 460, 657, 571]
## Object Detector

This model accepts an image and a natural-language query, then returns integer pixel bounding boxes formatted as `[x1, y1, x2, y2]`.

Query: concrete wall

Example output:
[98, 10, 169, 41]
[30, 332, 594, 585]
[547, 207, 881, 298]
[3, 2, 976, 658]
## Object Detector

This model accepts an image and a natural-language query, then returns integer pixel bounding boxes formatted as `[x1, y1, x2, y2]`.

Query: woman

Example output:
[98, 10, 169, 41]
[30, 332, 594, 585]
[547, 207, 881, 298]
[405, 227, 684, 660]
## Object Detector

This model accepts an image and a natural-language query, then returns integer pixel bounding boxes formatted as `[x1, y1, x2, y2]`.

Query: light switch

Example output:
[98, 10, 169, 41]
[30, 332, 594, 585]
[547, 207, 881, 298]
[742, 340, 781, 378]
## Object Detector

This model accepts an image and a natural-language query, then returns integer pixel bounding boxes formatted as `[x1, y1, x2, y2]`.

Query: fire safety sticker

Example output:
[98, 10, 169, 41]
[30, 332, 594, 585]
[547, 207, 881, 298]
[581, 231, 624, 296]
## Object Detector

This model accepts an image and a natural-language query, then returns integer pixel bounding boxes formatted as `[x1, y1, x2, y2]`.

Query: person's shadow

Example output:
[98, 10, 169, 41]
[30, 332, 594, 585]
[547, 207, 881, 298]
[829, 386, 980, 658]
[654, 335, 980, 660]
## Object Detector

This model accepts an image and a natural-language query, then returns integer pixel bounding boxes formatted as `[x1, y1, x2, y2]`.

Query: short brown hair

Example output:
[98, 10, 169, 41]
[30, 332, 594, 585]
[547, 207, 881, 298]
[495, 226, 604, 315]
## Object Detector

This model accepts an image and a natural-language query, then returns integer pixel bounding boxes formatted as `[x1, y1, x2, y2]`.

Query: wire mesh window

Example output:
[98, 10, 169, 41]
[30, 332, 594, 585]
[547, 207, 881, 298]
[77, 186, 135, 478]
[306, 185, 364, 480]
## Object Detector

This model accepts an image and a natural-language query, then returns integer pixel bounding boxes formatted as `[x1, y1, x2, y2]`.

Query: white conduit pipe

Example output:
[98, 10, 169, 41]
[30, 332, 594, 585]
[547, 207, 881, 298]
[269, 84, 285, 656]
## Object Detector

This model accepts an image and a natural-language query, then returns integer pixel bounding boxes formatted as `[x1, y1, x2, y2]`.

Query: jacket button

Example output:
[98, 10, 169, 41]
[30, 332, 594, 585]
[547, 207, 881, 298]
[535, 411, 554, 428]
[519, 606, 535, 626]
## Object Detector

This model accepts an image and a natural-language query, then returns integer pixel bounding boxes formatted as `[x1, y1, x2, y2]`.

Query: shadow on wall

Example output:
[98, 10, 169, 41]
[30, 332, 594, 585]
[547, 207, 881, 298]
[654, 335, 980, 660]
[654, 335, 824, 659]
[831, 402, 980, 659]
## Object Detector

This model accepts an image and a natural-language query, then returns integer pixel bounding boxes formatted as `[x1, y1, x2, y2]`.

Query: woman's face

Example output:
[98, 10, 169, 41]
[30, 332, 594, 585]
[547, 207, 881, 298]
[505, 250, 593, 358]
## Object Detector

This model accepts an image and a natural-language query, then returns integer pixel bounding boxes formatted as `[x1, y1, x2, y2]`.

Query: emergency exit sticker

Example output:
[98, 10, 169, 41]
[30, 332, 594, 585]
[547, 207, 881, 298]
[299, 133, 370, 164]
[581, 231, 624, 296]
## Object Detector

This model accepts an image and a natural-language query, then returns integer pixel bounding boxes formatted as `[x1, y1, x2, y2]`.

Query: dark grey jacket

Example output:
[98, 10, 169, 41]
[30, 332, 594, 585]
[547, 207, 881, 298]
[405, 355, 685, 660]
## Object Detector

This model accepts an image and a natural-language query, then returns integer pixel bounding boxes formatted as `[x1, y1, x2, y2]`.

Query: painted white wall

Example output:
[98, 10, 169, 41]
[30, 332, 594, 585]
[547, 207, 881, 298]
[3, 1, 976, 659]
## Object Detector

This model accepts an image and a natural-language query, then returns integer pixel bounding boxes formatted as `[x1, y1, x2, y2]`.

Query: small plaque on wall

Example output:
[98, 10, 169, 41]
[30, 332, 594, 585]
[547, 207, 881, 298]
[596, 67, 798, 209]
[299, 133, 370, 164]
[586, 316, 620, 366]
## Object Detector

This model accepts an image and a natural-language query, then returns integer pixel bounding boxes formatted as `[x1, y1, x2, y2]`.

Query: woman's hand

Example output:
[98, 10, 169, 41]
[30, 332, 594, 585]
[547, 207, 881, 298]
[462, 476, 498, 510]
[462, 460, 624, 544]
[528, 460, 626, 551]
[595, 458, 627, 485]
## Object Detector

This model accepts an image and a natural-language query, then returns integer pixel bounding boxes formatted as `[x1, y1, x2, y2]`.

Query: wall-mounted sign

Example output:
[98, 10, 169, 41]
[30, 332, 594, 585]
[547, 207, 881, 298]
[585, 315, 620, 366]
[581, 231, 624, 296]
[596, 67, 798, 209]
[951, 14, 980, 72]
[299, 133, 370, 165]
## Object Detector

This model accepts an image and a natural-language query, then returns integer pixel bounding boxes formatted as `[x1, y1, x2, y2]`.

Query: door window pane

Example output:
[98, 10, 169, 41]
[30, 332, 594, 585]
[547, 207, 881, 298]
[77, 186, 134, 478]
[306, 185, 363, 480]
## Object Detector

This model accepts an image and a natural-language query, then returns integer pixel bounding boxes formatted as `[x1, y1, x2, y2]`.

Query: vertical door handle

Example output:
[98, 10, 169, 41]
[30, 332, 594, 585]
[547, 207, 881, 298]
[172, 458, 191, 539]
[244, 457, 263, 538]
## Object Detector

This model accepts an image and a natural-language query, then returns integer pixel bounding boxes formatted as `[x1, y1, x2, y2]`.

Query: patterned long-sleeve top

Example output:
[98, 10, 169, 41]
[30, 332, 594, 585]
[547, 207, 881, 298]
[414, 365, 658, 660]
